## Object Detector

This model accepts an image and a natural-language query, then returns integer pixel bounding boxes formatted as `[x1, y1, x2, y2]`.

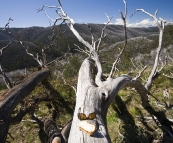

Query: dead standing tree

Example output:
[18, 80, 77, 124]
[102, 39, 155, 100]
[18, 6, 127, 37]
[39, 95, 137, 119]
[0, 0, 173, 143]
[47, 1, 172, 142]
[37, 1, 172, 143]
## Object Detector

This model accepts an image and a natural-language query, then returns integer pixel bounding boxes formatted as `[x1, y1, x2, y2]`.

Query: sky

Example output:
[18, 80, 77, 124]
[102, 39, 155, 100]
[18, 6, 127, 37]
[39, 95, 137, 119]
[0, 0, 172, 28]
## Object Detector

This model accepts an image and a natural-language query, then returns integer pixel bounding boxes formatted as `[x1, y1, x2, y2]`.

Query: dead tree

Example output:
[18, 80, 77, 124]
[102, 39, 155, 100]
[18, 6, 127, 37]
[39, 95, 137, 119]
[0, 68, 50, 142]
[0, 0, 173, 143]
[49, 1, 172, 142]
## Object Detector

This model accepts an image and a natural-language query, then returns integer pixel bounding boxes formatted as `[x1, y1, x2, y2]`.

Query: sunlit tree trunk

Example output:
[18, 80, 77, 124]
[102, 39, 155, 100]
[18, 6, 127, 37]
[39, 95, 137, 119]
[68, 58, 149, 143]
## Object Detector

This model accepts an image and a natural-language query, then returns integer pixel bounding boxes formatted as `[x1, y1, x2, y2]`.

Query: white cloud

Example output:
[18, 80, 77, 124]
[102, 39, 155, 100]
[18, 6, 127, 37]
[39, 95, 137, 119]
[114, 18, 123, 25]
[129, 19, 155, 27]
[167, 19, 173, 24]
[114, 18, 156, 27]
[168, 21, 173, 25]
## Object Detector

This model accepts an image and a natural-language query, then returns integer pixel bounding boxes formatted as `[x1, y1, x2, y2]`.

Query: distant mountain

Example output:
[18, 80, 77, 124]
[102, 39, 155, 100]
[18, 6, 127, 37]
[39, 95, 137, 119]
[0, 24, 159, 42]
[0, 24, 162, 71]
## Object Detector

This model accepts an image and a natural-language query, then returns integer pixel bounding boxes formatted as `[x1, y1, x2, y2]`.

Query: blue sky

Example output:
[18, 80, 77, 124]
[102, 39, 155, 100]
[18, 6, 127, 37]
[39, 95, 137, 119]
[0, 0, 172, 28]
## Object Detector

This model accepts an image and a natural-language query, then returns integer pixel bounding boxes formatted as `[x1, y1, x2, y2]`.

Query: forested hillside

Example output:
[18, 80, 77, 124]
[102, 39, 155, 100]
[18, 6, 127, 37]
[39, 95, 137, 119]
[0, 24, 160, 71]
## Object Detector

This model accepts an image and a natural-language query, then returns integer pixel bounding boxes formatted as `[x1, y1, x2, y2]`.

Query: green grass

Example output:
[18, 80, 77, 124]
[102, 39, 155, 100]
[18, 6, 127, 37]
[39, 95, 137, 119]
[3, 55, 173, 143]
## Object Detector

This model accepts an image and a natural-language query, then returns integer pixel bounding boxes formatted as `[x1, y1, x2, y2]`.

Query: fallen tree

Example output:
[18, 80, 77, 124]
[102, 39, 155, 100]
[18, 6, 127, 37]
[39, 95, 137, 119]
[0, 68, 50, 142]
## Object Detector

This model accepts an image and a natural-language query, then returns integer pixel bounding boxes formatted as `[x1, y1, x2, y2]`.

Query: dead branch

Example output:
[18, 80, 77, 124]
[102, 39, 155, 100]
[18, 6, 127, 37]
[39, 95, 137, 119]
[130, 58, 139, 70]
[0, 19, 16, 89]
[37, 5, 58, 13]
[0, 41, 13, 56]
[83, 23, 96, 48]
[0, 65, 13, 89]
[158, 55, 167, 73]
[55, 3, 93, 51]
[163, 73, 173, 79]
[131, 9, 166, 90]
[167, 54, 173, 62]
[74, 44, 90, 56]
[109, 1, 128, 78]
[19, 41, 44, 68]
[3, 17, 13, 32]
[0, 68, 50, 142]
[96, 13, 112, 51]
[133, 66, 147, 80]
[18, 18, 65, 68]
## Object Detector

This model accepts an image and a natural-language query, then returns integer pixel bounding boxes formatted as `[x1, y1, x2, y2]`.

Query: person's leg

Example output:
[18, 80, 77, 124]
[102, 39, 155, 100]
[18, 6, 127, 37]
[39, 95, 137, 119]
[44, 118, 63, 143]
[52, 137, 61, 143]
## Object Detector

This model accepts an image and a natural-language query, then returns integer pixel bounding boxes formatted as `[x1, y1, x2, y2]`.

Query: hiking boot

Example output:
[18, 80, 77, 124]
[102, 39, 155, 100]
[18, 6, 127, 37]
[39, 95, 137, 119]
[44, 118, 62, 142]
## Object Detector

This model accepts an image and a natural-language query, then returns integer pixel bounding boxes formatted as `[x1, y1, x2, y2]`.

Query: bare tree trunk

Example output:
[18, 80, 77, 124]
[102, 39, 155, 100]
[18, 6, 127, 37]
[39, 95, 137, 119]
[68, 58, 110, 143]
[68, 58, 150, 143]
[0, 68, 50, 143]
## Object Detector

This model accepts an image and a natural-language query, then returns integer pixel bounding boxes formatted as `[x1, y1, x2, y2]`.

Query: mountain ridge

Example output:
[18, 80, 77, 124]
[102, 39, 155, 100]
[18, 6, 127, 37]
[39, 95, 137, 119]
[0, 23, 163, 71]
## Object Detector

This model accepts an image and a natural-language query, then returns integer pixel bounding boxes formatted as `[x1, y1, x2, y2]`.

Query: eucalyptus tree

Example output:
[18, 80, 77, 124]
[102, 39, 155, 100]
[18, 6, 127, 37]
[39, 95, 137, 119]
[0, 0, 172, 143]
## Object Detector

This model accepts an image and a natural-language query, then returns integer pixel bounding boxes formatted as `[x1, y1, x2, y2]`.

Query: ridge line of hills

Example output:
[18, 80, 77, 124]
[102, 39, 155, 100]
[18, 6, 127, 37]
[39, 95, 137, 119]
[1, 23, 172, 72]
[0, 24, 159, 42]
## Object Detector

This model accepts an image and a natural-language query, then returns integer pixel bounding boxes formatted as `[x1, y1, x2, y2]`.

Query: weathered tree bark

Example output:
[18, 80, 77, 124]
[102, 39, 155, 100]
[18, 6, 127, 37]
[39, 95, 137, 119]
[0, 68, 50, 143]
[68, 58, 150, 143]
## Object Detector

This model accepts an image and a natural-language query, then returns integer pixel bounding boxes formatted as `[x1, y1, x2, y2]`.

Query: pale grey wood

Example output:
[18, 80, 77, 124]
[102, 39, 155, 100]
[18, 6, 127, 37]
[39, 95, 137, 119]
[68, 58, 149, 143]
